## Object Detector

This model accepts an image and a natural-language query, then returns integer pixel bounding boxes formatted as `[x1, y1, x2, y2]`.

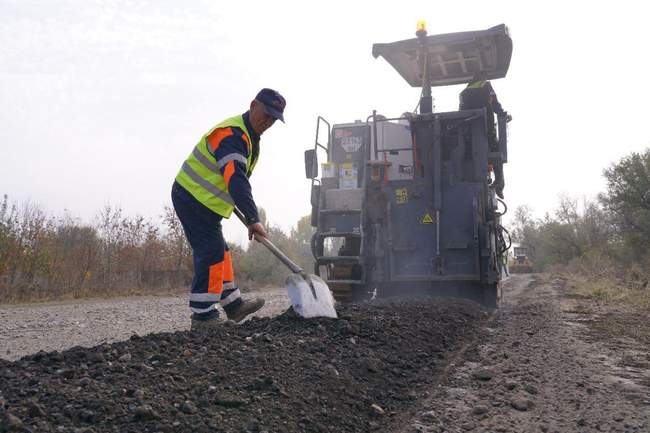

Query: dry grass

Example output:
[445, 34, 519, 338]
[0, 278, 271, 306]
[552, 265, 650, 349]
[565, 274, 649, 309]
[569, 279, 650, 348]
[554, 254, 650, 311]
[0, 286, 187, 305]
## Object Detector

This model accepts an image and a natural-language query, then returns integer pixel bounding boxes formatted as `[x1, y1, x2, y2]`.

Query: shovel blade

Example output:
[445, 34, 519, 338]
[286, 274, 337, 319]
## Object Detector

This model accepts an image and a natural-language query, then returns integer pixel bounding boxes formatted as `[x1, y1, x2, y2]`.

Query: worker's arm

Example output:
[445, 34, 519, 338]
[206, 129, 261, 226]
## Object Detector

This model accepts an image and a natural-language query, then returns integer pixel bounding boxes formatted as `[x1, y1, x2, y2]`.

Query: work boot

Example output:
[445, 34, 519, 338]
[226, 298, 265, 323]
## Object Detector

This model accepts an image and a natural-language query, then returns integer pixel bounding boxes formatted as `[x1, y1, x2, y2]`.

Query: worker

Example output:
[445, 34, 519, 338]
[171, 88, 286, 330]
[459, 74, 511, 199]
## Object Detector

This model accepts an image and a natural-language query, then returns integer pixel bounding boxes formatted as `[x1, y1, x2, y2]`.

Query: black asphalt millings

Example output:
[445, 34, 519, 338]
[0, 297, 485, 433]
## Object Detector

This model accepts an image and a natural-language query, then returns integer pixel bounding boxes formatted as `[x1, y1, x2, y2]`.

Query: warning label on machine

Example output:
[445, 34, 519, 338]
[334, 128, 364, 153]
[421, 213, 434, 224]
[395, 188, 408, 204]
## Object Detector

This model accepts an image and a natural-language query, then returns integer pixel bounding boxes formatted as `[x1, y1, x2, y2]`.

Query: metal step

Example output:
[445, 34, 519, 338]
[317, 232, 362, 238]
[319, 208, 362, 215]
[326, 279, 365, 285]
[316, 256, 362, 263]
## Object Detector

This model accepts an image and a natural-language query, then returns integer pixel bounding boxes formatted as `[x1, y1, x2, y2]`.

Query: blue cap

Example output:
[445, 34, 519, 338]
[255, 88, 286, 122]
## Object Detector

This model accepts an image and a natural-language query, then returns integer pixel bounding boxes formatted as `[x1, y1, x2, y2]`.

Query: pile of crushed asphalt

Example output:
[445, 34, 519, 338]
[0, 297, 485, 433]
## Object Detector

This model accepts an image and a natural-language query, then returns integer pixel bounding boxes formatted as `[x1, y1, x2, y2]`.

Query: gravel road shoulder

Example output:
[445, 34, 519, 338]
[0, 288, 290, 362]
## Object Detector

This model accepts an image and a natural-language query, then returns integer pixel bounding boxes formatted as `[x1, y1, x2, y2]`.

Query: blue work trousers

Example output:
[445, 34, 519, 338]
[171, 181, 242, 319]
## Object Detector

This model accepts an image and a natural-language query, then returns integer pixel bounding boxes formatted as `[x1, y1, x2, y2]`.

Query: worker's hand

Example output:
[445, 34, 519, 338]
[505, 113, 513, 123]
[248, 222, 268, 241]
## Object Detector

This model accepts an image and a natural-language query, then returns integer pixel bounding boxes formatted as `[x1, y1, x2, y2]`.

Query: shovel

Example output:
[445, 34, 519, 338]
[233, 208, 337, 319]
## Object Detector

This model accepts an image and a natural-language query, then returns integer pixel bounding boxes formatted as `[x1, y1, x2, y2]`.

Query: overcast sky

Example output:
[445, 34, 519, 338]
[2, 0, 649, 245]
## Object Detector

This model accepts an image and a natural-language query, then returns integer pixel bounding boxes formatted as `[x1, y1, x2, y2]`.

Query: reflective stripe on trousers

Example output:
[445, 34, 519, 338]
[191, 305, 217, 314]
[188, 283, 236, 303]
[220, 289, 241, 307]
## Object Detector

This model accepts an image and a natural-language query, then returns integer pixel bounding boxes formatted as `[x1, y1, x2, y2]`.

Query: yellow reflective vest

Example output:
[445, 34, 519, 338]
[175, 115, 258, 218]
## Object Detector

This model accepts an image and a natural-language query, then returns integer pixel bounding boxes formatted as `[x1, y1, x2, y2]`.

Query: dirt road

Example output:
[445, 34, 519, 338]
[1, 275, 649, 432]
[399, 274, 650, 433]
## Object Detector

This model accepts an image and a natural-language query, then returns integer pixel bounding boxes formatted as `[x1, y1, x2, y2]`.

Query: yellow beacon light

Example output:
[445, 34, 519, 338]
[416, 19, 427, 37]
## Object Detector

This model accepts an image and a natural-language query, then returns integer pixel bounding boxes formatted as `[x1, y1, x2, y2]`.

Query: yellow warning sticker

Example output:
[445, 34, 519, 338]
[421, 213, 434, 224]
[395, 188, 408, 204]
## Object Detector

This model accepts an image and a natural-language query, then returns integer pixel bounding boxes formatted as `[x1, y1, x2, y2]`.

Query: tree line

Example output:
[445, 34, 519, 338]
[511, 148, 650, 287]
[2, 148, 648, 303]
[0, 198, 314, 303]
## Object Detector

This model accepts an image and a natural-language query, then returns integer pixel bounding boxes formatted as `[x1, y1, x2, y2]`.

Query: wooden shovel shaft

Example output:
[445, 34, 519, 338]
[232, 208, 304, 275]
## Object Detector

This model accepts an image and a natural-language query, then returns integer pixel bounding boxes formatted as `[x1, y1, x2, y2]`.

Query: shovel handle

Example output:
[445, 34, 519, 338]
[233, 207, 304, 275]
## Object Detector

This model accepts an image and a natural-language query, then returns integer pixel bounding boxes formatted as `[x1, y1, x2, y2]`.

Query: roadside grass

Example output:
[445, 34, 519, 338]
[0, 279, 272, 306]
[0, 286, 186, 306]
[553, 262, 650, 349]
[562, 272, 650, 311]
[548, 254, 650, 312]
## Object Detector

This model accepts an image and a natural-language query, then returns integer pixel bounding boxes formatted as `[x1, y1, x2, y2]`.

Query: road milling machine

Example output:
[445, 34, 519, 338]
[304, 23, 512, 307]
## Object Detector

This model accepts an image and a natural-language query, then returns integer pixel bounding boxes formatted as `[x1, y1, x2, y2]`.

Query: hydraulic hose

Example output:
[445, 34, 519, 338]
[496, 198, 508, 217]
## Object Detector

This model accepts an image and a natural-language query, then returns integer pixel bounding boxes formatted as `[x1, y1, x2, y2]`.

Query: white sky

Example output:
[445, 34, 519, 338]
[2, 0, 649, 246]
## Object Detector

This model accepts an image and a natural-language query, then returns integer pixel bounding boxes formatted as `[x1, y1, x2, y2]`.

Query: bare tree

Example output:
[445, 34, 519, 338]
[96, 204, 124, 290]
[17, 201, 52, 290]
[161, 205, 191, 286]
[0, 195, 19, 281]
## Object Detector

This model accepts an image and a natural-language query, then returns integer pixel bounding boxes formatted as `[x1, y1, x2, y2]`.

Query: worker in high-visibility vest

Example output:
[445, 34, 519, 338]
[460, 76, 511, 199]
[172, 88, 286, 330]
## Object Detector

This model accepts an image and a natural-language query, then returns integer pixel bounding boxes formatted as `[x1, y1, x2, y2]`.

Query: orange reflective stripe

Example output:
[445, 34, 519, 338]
[223, 250, 234, 282]
[241, 131, 250, 146]
[208, 261, 224, 295]
[207, 127, 233, 152]
[223, 161, 235, 186]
